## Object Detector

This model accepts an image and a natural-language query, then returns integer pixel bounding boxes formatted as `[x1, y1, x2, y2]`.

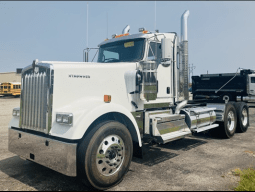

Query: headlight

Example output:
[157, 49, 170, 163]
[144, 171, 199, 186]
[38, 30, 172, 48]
[56, 113, 73, 125]
[12, 108, 20, 117]
[56, 114, 63, 123]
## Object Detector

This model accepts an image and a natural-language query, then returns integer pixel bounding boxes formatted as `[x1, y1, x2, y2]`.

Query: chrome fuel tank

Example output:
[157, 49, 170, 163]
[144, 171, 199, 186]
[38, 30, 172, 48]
[180, 107, 217, 130]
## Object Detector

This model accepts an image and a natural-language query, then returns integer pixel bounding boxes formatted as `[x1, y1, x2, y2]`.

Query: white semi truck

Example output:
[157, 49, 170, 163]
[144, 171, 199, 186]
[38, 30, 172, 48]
[8, 10, 250, 190]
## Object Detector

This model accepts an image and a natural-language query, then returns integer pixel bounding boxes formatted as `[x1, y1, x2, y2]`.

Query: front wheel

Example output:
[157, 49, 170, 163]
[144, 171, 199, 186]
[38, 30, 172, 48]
[77, 121, 133, 190]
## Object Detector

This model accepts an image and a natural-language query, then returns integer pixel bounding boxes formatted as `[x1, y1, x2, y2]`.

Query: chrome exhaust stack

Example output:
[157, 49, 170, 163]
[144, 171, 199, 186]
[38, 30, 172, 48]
[179, 10, 190, 100]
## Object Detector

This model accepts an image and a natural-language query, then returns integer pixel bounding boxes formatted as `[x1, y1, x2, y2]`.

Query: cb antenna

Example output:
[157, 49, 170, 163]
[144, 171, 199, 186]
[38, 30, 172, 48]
[154, 1, 156, 31]
[107, 12, 108, 39]
[83, 2, 89, 62]
[86, 2, 89, 48]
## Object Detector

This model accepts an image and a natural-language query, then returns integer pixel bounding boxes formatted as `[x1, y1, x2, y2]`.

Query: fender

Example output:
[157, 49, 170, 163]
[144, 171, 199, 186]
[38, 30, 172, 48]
[50, 97, 142, 147]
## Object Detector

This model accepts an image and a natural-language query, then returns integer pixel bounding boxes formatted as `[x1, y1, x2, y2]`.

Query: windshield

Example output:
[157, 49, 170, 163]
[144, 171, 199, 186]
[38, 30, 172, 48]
[98, 38, 145, 63]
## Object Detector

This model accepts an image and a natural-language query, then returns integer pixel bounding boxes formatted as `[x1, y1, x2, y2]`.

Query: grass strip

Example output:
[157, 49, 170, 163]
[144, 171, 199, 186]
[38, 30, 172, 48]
[234, 168, 255, 191]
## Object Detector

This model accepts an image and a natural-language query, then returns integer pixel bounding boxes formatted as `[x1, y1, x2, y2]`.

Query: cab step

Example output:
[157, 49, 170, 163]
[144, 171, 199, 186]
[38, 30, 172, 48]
[156, 129, 192, 144]
[144, 110, 191, 144]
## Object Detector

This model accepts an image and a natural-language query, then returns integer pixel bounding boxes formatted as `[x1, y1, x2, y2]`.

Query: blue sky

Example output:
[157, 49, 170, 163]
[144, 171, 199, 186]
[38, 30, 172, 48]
[1, 1, 255, 76]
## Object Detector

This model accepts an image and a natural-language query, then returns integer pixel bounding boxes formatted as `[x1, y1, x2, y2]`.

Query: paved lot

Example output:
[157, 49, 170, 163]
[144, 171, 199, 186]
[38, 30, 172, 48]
[0, 97, 255, 191]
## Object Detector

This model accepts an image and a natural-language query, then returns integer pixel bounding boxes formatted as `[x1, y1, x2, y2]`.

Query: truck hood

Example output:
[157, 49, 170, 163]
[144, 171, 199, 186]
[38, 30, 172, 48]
[43, 61, 138, 108]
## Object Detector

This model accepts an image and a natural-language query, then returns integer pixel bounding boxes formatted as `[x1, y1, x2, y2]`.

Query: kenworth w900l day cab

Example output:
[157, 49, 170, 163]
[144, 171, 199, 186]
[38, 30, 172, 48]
[8, 10, 250, 190]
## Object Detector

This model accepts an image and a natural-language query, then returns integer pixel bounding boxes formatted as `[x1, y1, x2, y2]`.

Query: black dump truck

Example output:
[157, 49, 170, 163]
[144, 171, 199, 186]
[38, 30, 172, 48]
[192, 69, 255, 103]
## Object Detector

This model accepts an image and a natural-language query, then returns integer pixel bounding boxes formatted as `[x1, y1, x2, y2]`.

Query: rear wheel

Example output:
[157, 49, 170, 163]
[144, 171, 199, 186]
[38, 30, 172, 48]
[211, 103, 237, 138]
[233, 102, 249, 133]
[77, 121, 133, 190]
[220, 103, 237, 138]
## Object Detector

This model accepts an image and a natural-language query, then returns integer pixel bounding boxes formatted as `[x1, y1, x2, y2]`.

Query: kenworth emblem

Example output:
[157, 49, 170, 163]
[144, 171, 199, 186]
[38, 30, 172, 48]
[32, 59, 39, 74]
[34, 67, 39, 74]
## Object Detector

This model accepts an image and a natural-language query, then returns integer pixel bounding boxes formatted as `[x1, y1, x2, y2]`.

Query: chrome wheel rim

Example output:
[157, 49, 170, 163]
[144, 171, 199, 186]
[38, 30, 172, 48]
[96, 135, 125, 176]
[241, 108, 248, 127]
[227, 111, 235, 132]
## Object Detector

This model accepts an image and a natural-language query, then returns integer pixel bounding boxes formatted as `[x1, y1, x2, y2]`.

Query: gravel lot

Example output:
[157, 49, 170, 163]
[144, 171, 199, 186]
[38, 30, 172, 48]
[1, 97, 255, 191]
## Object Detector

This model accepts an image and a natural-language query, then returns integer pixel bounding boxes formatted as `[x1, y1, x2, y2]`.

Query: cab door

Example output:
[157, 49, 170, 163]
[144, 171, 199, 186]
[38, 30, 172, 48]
[147, 41, 171, 98]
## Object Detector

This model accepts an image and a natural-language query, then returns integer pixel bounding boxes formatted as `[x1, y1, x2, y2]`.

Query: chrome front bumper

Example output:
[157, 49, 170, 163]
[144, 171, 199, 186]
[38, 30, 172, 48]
[8, 128, 77, 177]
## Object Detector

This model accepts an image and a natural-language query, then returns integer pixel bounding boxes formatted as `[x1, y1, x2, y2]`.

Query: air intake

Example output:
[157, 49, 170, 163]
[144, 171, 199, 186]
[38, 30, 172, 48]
[122, 25, 130, 34]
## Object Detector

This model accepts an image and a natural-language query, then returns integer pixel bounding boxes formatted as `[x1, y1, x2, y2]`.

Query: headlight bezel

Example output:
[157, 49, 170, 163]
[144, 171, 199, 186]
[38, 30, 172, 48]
[56, 113, 73, 125]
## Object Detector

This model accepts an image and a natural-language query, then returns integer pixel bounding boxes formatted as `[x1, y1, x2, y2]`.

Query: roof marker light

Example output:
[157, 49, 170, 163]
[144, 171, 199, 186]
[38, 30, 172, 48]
[139, 28, 145, 32]
[115, 33, 129, 38]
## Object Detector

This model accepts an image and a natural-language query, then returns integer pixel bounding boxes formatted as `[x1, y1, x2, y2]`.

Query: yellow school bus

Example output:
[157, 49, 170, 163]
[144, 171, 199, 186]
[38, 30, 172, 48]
[0, 82, 21, 96]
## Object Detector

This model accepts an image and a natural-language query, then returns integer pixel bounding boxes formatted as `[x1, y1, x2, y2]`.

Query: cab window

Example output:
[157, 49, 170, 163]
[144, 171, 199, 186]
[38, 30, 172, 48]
[103, 50, 119, 61]
[148, 42, 162, 61]
[251, 77, 255, 83]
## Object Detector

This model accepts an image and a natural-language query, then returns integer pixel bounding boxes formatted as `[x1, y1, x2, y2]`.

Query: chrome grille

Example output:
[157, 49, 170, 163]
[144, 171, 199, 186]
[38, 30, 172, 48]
[20, 64, 53, 133]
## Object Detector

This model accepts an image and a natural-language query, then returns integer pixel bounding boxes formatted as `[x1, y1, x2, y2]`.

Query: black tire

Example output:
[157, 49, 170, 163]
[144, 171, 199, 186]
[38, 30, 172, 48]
[211, 103, 237, 138]
[233, 102, 249, 133]
[77, 121, 133, 190]
[220, 102, 237, 138]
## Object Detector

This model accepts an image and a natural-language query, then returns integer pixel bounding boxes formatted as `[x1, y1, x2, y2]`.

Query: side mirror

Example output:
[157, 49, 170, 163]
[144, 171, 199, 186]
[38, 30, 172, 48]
[161, 38, 172, 62]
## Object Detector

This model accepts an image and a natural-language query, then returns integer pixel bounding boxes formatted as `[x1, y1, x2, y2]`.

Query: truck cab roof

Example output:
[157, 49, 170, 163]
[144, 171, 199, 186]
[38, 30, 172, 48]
[98, 32, 176, 47]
